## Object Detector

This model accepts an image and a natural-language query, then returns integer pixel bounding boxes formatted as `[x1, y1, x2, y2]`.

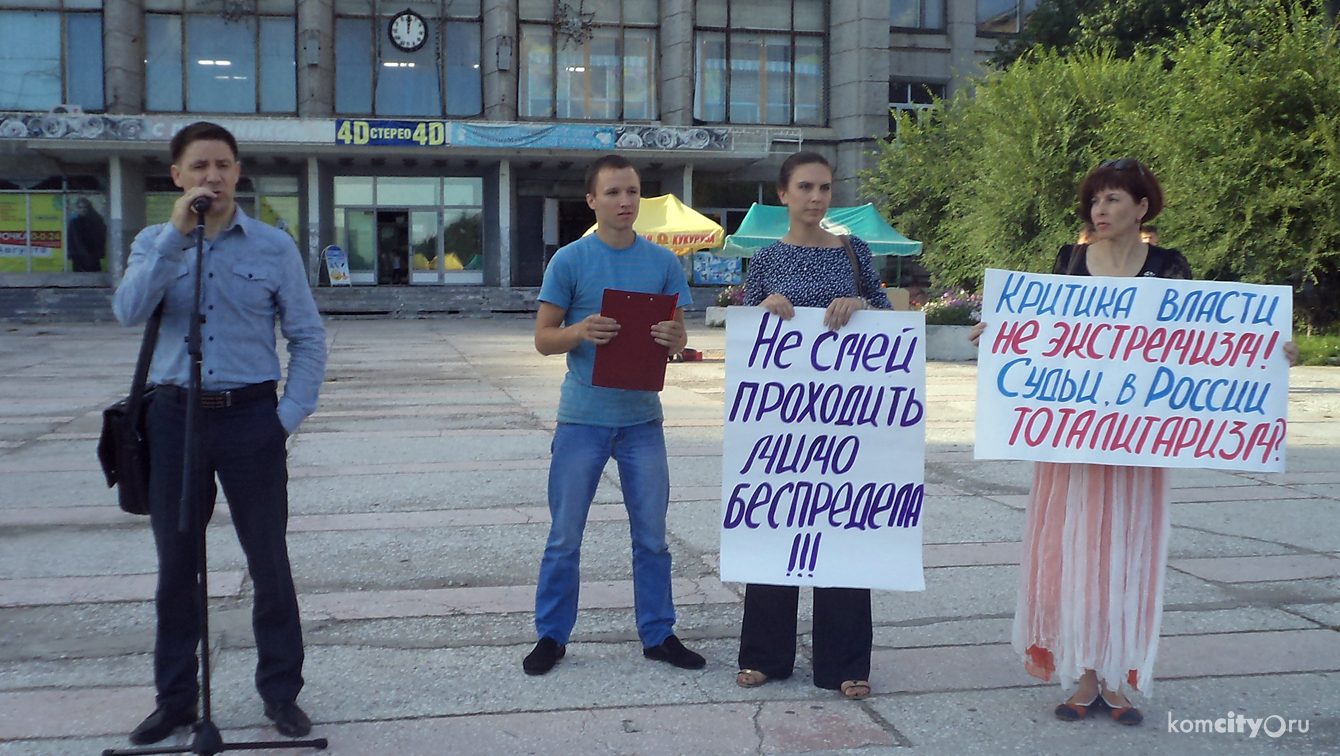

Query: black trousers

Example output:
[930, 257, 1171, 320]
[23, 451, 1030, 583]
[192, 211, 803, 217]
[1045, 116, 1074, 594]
[738, 583, 872, 690]
[146, 388, 303, 711]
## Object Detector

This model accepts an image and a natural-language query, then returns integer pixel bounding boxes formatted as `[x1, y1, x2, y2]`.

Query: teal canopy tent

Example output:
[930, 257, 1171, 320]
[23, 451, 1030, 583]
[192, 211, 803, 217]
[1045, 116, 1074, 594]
[718, 203, 922, 257]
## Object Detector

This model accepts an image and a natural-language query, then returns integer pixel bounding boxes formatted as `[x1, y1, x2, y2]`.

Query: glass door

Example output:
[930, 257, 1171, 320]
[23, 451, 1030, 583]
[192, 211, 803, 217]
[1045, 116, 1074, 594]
[376, 211, 410, 285]
[334, 207, 377, 284]
[410, 210, 441, 285]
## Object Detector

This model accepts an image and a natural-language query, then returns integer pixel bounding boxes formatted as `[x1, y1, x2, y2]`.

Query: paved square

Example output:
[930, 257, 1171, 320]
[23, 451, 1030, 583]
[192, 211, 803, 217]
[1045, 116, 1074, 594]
[1, 317, 1336, 755]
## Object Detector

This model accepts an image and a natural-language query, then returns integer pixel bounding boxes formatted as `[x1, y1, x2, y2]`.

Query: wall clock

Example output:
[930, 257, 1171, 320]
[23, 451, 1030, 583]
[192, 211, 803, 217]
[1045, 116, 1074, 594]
[388, 9, 427, 53]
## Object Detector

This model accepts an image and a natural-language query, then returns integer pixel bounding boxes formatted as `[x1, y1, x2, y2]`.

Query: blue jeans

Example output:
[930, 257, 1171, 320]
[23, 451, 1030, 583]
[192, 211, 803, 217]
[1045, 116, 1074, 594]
[535, 420, 676, 647]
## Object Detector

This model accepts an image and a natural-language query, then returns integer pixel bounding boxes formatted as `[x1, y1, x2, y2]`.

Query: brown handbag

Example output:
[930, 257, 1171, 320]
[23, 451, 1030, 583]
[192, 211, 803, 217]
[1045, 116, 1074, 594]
[840, 235, 865, 300]
[97, 301, 163, 515]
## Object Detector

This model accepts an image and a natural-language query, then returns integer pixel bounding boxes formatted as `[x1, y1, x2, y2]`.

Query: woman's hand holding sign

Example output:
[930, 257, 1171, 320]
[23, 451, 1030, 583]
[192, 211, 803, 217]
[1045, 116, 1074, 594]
[760, 293, 796, 321]
[823, 297, 867, 331]
[968, 321, 987, 347]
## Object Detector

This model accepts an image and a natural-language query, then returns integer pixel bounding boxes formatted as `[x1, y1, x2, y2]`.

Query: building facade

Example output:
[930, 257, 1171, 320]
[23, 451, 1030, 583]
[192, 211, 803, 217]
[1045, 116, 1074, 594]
[0, 0, 1023, 291]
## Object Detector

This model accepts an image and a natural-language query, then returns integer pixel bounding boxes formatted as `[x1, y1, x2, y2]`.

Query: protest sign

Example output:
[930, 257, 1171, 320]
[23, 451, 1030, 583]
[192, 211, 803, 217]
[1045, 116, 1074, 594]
[975, 268, 1292, 472]
[720, 307, 927, 592]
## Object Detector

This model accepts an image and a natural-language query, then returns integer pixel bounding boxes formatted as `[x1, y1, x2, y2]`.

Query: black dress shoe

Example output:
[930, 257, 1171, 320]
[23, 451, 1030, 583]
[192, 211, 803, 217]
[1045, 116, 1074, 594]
[643, 635, 706, 670]
[523, 637, 566, 675]
[129, 705, 197, 745]
[264, 700, 313, 738]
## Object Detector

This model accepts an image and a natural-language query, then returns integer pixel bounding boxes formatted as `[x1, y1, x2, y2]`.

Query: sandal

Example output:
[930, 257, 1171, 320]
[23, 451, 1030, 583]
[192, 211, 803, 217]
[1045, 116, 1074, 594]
[736, 669, 769, 688]
[1101, 692, 1144, 726]
[1054, 692, 1099, 722]
[840, 680, 871, 699]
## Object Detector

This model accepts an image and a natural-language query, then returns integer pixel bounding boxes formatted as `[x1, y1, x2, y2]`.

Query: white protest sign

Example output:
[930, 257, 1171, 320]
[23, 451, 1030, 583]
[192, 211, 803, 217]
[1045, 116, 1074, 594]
[720, 307, 927, 592]
[975, 268, 1292, 472]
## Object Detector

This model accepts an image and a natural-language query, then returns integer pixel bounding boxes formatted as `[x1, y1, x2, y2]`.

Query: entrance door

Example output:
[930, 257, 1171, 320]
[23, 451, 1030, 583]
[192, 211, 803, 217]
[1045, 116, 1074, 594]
[335, 208, 377, 284]
[557, 200, 596, 247]
[376, 211, 410, 285]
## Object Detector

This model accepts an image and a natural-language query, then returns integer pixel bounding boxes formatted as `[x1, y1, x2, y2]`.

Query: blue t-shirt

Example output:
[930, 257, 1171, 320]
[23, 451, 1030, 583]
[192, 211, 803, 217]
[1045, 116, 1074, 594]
[538, 233, 693, 427]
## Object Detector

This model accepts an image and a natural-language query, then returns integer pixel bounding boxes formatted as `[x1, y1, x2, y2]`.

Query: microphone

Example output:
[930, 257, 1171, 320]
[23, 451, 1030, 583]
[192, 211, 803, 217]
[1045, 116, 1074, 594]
[191, 195, 212, 214]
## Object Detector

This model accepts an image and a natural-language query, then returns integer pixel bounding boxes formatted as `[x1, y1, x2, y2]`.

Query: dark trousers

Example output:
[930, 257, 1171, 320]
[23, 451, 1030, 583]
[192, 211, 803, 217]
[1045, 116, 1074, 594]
[738, 583, 872, 690]
[146, 388, 303, 712]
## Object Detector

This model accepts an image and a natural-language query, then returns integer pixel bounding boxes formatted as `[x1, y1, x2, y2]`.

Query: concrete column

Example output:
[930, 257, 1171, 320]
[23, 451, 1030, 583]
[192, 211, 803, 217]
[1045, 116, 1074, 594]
[659, 0, 694, 126]
[307, 156, 322, 285]
[679, 164, 693, 205]
[297, 0, 335, 117]
[108, 156, 146, 287]
[947, 0, 978, 97]
[103, 0, 144, 115]
[482, 0, 518, 121]
[498, 159, 512, 287]
[828, 0, 891, 205]
[108, 156, 123, 286]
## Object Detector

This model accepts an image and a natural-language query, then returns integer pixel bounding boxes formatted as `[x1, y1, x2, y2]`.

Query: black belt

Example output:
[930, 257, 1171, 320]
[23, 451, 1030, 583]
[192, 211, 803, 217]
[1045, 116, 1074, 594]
[154, 381, 277, 409]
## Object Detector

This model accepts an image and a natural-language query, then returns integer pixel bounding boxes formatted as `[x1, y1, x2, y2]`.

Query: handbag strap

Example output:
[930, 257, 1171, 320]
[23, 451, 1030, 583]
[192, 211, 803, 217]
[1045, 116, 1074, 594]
[125, 301, 165, 414]
[840, 235, 864, 301]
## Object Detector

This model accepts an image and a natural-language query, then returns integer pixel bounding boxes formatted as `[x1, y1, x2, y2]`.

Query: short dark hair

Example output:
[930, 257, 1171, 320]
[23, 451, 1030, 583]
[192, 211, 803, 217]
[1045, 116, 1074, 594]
[778, 151, 832, 189]
[585, 154, 638, 195]
[1078, 159, 1163, 225]
[170, 121, 239, 164]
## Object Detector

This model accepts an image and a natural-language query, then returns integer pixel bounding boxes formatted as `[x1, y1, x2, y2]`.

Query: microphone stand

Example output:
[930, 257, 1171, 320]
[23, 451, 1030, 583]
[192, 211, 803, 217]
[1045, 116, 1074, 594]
[104, 202, 328, 756]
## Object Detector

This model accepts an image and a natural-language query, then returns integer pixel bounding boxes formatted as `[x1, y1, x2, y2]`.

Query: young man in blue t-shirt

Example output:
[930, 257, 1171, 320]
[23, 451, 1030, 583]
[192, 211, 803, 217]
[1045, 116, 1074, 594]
[523, 154, 706, 675]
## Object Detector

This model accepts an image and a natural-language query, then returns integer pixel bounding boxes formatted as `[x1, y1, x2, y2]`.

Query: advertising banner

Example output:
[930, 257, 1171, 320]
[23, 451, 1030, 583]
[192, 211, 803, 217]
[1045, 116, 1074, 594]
[323, 245, 351, 286]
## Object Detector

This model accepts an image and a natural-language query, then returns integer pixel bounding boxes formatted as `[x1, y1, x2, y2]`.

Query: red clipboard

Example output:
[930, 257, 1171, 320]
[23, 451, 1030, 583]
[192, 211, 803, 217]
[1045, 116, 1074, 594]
[591, 288, 678, 392]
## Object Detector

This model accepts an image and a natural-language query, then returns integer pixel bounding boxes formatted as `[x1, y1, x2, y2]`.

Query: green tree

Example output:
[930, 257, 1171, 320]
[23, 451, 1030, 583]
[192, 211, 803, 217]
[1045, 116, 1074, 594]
[865, 0, 1340, 329]
[996, 0, 1213, 65]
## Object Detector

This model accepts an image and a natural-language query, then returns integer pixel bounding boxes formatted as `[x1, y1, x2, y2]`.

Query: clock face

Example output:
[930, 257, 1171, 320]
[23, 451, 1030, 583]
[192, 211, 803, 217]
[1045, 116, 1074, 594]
[388, 10, 427, 53]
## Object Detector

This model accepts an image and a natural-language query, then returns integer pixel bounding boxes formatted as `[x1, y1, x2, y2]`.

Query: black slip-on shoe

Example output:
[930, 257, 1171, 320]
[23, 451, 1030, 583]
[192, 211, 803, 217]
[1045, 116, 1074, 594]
[264, 699, 313, 738]
[643, 635, 706, 670]
[129, 705, 198, 745]
[523, 637, 567, 675]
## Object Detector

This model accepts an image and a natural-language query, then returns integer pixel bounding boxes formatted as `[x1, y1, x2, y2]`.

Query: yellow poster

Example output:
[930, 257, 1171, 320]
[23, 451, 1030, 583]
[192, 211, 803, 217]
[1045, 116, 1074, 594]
[260, 196, 300, 242]
[29, 193, 65, 272]
[0, 195, 27, 273]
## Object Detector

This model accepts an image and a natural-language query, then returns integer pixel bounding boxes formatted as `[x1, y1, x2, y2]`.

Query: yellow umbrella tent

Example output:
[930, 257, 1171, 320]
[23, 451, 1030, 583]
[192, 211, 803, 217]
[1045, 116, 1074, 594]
[583, 194, 724, 255]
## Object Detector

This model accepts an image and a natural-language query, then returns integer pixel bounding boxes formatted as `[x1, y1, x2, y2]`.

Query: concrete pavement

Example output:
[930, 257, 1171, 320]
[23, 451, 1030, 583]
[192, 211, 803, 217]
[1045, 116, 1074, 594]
[0, 316, 1337, 755]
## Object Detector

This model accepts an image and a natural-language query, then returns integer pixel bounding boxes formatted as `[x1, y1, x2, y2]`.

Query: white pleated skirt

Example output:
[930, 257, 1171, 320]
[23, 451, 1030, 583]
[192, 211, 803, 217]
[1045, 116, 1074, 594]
[1012, 462, 1172, 695]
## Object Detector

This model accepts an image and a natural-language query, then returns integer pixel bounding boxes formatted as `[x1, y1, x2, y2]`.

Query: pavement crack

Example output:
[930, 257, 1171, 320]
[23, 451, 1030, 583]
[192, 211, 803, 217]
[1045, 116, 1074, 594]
[859, 699, 915, 748]
[750, 702, 765, 755]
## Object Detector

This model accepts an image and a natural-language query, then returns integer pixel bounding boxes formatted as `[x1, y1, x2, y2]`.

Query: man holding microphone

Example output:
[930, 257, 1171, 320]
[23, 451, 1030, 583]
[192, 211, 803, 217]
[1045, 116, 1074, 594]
[113, 122, 327, 745]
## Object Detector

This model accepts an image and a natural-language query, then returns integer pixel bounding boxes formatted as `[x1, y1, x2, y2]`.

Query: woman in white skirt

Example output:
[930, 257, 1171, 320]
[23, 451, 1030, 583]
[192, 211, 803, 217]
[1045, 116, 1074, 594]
[971, 159, 1297, 725]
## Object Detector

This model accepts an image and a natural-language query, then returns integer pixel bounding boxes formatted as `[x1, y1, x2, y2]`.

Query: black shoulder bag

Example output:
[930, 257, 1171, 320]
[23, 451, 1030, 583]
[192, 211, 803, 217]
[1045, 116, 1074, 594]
[97, 301, 164, 515]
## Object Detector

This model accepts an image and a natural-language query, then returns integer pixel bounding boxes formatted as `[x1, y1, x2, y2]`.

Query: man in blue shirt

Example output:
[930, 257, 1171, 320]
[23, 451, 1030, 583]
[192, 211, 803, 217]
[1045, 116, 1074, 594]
[113, 122, 327, 744]
[524, 155, 706, 675]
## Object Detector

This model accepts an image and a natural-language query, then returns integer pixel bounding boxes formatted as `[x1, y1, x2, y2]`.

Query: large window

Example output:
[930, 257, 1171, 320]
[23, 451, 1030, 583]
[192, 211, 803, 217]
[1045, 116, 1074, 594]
[332, 176, 485, 285]
[977, 0, 1040, 35]
[334, 0, 482, 117]
[888, 80, 944, 134]
[0, 2, 103, 112]
[694, 0, 826, 126]
[145, 175, 300, 244]
[145, 0, 296, 113]
[0, 178, 108, 274]
[519, 0, 657, 120]
[890, 0, 943, 30]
